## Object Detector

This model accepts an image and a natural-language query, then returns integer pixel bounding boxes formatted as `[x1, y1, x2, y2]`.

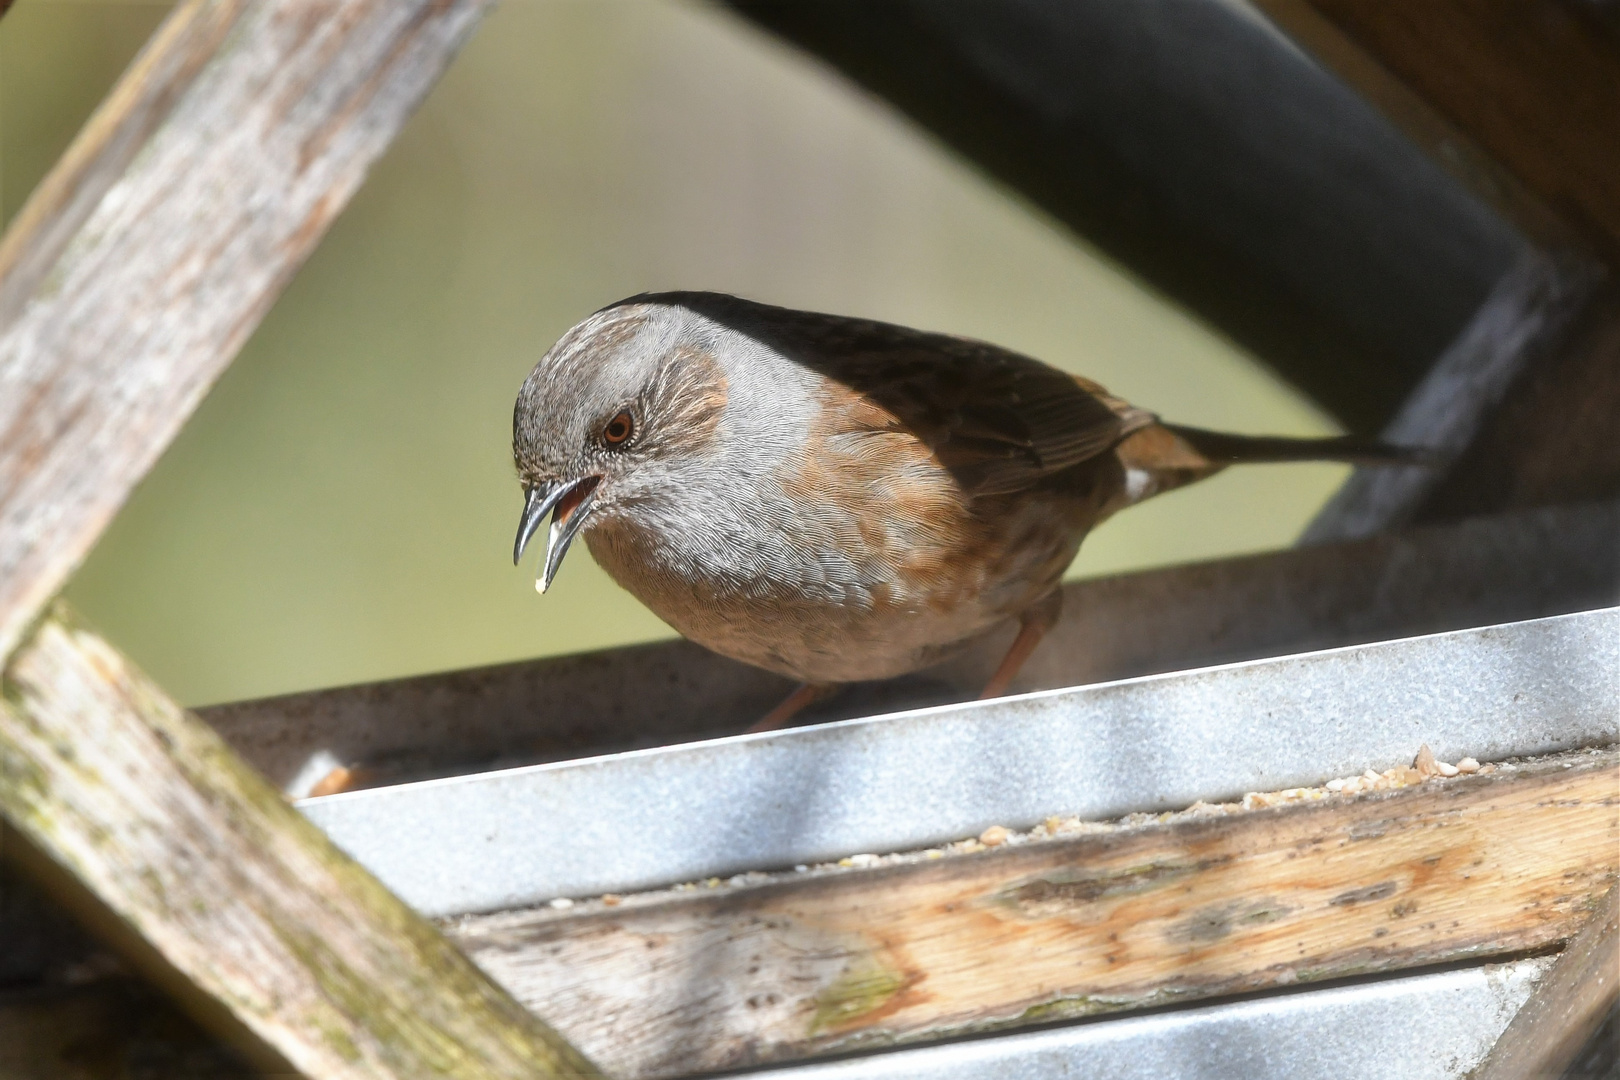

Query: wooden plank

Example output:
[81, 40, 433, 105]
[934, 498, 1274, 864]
[1474, 881, 1620, 1080]
[1415, 289, 1620, 524]
[1254, 1, 1620, 536]
[1299, 0, 1620, 261]
[0, 1, 246, 329]
[0, 609, 602, 1079]
[729, 0, 1527, 435]
[0, 0, 491, 664]
[1301, 252, 1601, 541]
[1249, 0, 1575, 251]
[447, 749, 1620, 1079]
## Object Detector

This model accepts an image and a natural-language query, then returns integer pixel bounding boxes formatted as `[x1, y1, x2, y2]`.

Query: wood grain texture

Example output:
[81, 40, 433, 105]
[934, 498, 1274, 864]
[1474, 881, 1620, 1080]
[0, 609, 601, 1079]
[0, 0, 492, 664]
[1305, 0, 1620, 261]
[1301, 251, 1602, 542]
[0, 1, 246, 330]
[449, 751, 1620, 1079]
[1256, 1, 1620, 537]
[1415, 286, 1620, 524]
[1250, 0, 1574, 251]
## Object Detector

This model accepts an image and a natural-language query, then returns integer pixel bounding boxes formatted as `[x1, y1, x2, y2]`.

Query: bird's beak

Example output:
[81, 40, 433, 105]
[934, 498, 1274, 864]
[513, 477, 601, 593]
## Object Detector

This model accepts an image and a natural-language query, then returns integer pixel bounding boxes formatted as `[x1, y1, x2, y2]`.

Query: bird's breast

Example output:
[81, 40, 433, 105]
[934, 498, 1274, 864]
[583, 423, 1098, 684]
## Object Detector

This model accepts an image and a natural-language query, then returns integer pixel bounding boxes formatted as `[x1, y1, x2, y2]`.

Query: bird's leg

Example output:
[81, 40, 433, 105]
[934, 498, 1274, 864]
[747, 682, 838, 733]
[979, 590, 1062, 700]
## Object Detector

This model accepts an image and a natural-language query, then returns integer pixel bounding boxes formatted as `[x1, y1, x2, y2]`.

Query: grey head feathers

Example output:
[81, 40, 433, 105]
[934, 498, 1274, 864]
[511, 294, 828, 590]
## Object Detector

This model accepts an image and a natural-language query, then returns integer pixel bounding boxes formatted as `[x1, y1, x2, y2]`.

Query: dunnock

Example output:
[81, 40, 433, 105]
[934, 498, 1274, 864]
[513, 292, 1418, 730]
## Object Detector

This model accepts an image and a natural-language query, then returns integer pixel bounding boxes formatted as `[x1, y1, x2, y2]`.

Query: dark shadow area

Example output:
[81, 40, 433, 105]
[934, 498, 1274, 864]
[726, 0, 1526, 433]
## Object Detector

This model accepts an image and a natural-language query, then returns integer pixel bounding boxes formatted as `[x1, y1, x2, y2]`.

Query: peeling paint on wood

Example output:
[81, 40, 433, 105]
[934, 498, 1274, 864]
[447, 749, 1619, 1079]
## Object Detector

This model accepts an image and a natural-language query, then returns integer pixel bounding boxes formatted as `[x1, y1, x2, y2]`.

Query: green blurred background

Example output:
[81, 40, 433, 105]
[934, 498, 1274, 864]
[3, 0, 1349, 707]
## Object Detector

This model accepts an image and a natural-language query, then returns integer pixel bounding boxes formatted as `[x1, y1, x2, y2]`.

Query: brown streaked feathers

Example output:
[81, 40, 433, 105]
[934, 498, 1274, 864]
[512, 292, 1422, 727]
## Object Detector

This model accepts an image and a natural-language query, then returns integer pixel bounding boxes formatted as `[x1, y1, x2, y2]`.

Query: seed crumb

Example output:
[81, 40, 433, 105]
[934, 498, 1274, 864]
[602, 894, 622, 906]
[1456, 757, 1480, 773]
[548, 897, 574, 910]
[308, 766, 356, 798]
[980, 825, 1010, 846]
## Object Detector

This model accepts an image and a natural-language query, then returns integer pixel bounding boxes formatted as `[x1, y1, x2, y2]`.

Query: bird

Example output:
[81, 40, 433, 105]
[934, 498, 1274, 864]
[512, 292, 1422, 731]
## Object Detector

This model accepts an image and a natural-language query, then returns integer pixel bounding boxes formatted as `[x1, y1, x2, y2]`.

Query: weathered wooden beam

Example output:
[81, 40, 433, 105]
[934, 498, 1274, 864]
[0, 0, 490, 664]
[727, 0, 1526, 434]
[1413, 287, 1620, 524]
[1255, 0, 1620, 537]
[447, 749, 1620, 1079]
[1293, 0, 1620, 262]
[1301, 253, 1603, 541]
[1473, 881, 1620, 1080]
[1248, 0, 1576, 253]
[0, 608, 601, 1078]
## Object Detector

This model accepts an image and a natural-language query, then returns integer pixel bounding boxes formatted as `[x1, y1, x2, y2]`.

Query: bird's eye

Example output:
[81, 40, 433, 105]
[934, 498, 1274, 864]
[602, 411, 635, 446]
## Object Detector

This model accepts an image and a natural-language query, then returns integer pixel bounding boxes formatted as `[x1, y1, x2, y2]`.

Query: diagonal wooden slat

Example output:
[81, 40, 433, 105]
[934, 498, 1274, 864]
[0, 1, 604, 1073]
[0, 608, 603, 1078]
[1298, 0, 1620, 262]
[0, 0, 486, 663]
[1473, 881, 1620, 1080]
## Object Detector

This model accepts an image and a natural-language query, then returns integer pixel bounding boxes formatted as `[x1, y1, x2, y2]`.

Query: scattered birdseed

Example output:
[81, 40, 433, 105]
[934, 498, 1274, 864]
[473, 742, 1582, 924]
[308, 765, 357, 799]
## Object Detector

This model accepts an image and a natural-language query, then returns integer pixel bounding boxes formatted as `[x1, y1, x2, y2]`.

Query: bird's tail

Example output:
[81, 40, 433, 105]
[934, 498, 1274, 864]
[1160, 424, 1437, 467]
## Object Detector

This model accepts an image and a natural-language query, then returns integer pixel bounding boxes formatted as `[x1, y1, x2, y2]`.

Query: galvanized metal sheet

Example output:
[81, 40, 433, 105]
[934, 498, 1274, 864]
[302, 608, 1619, 915]
[740, 959, 1549, 1080]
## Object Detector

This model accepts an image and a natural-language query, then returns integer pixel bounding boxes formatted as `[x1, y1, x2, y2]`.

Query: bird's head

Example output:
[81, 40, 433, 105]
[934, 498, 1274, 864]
[511, 300, 729, 591]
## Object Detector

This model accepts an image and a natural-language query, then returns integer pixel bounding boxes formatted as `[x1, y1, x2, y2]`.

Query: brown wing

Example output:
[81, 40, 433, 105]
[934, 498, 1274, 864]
[650, 292, 1153, 495]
